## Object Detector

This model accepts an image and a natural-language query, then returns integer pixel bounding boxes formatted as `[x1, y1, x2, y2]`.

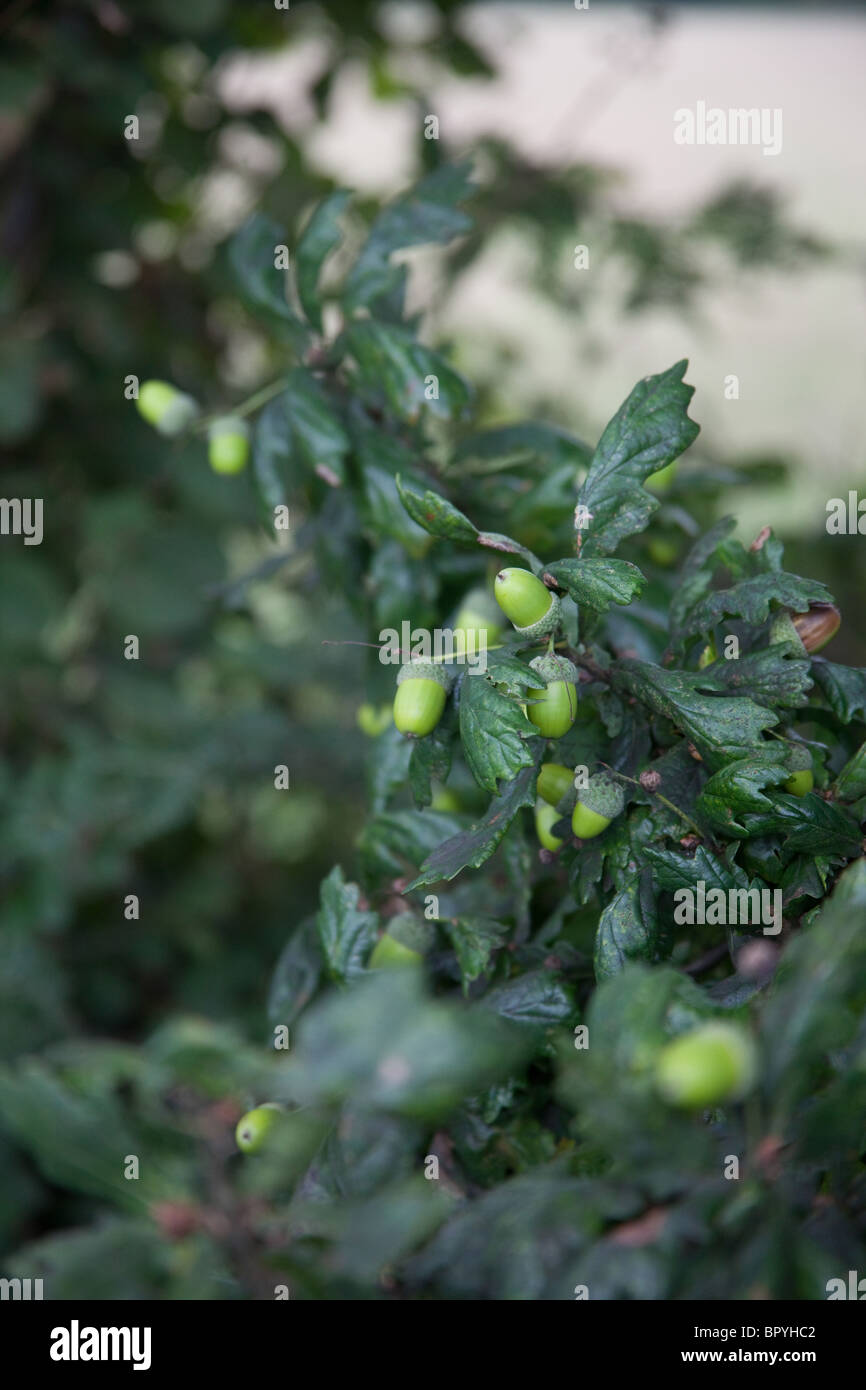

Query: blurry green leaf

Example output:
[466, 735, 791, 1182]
[344, 162, 474, 311]
[483, 970, 576, 1029]
[229, 214, 308, 349]
[296, 190, 351, 329]
[284, 367, 350, 486]
[316, 866, 379, 985]
[346, 320, 471, 422]
[268, 918, 323, 1028]
[444, 916, 509, 992]
[833, 741, 866, 801]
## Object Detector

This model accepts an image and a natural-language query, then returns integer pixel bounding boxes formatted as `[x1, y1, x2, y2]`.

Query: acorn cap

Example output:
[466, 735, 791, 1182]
[528, 653, 579, 686]
[385, 912, 437, 956]
[396, 659, 455, 692]
[786, 743, 812, 774]
[514, 591, 561, 639]
[208, 413, 250, 441]
[575, 773, 625, 820]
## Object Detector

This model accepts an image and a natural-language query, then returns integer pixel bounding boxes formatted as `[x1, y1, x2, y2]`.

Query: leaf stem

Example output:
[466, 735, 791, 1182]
[191, 377, 287, 434]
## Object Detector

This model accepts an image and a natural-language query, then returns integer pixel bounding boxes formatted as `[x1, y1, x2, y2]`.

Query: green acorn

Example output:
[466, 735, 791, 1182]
[647, 536, 678, 567]
[494, 568, 561, 639]
[356, 702, 392, 737]
[369, 912, 436, 970]
[535, 800, 565, 851]
[782, 743, 814, 797]
[655, 1023, 757, 1108]
[525, 654, 579, 739]
[392, 660, 454, 738]
[697, 637, 717, 669]
[537, 762, 575, 808]
[235, 1102, 284, 1154]
[571, 773, 624, 839]
[452, 587, 502, 660]
[136, 380, 199, 436]
[646, 460, 677, 492]
[207, 415, 250, 475]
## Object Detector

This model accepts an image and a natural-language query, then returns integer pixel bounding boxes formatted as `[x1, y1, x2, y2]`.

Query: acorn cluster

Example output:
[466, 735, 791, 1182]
[136, 379, 250, 475]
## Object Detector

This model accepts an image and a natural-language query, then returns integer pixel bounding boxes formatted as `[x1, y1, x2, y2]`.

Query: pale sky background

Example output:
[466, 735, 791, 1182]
[223, 3, 866, 542]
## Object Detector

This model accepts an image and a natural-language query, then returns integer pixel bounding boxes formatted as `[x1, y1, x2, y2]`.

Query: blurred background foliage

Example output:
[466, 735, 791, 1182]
[0, 0, 863, 1296]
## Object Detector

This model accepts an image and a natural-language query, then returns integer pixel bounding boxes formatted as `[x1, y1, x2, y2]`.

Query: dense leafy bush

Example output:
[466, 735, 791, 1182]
[5, 156, 866, 1300]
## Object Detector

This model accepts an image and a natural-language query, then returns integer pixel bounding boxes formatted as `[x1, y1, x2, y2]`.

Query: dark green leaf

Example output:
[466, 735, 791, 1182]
[284, 367, 350, 486]
[594, 873, 661, 980]
[229, 214, 307, 349]
[812, 660, 866, 724]
[344, 163, 474, 311]
[444, 916, 510, 992]
[407, 763, 540, 889]
[395, 476, 478, 541]
[296, 189, 350, 329]
[315, 865, 379, 985]
[459, 672, 537, 793]
[679, 572, 833, 638]
[576, 361, 700, 557]
[546, 557, 646, 612]
[346, 320, 471, 422]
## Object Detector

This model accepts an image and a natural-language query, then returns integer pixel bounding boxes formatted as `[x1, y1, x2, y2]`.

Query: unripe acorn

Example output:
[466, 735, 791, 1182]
[369, 912, 436, 970]
[655, 1023, 757, 1108]
[430, 786, 461, 813]
[494, 568, 561, 639]
[782, 743, 814, 797]
[537, 762, 575, 807]
[207, 415, 250, 475]
[526, 654, 579, 739]
[356, 702, 392, 738]
[647, 536, 678, 567]
[452, 587, 502, 659]
[535, 799, 565, 851]
[235, 1102, 284, 1154]
[136, 380, 199, 436]
[697, 637, 717, 669]
[393, 660, 454, 738]
[571, 773, 624, 839]
[646, 460, 677, 492]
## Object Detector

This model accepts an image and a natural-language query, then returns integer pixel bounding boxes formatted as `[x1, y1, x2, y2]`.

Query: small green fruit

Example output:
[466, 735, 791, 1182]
[647, 537, 678, 567]
[430, 786, 461, 813]
[136, 380, 199, 436]
[208, 415, 250, 475]
[526, 654, 578, 739]
[393, 660, 453, 738]
[357, 702, 393, 737]
[656, 1024, 756, 1108]
[494, 568, 561, 638]
[698, 638, 717, 669]
[236, 1103, 282, 1153]
[782, 744, 814, 796]
[537, 762, 575, 807]
[452, 588, 502, 659]
[647, 461, 677, 492]
[571, 773, 624, 839]
[535, 800, 565, 851]
[369, 913, 435, 969]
